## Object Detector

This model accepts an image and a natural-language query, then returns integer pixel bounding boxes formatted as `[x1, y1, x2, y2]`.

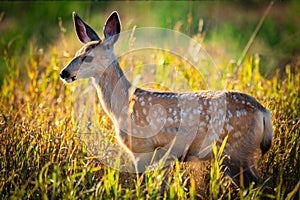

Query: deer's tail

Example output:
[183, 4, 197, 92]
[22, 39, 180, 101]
[260, 110, 273, 155]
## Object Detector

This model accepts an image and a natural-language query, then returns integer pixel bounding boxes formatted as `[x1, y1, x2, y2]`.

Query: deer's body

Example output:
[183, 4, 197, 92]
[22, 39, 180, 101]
[60, 11, 273, 187]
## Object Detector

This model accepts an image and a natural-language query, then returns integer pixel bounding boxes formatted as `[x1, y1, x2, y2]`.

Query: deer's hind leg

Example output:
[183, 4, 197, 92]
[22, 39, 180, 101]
[223, 158, 259, 188]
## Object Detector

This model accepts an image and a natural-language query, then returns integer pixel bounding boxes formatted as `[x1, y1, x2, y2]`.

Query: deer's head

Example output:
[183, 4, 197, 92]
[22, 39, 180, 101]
[60, 11, 121, 83]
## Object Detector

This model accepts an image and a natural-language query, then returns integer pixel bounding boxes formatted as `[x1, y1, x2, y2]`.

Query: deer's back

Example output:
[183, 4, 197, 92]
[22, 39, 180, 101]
[122, 89, 267, 157]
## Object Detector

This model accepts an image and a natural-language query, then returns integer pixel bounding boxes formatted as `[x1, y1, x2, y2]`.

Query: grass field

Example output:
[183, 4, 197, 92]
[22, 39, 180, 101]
[0, 1, 299, 199]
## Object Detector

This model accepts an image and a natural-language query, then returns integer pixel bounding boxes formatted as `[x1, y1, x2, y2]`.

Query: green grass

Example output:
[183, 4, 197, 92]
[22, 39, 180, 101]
[1, 2, 300, 199]
[0, 40, 299, 199]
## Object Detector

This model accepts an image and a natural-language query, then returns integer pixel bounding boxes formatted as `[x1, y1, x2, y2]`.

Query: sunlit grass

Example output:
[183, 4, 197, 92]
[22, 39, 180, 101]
[1, 6, 300, 197]
[0, 38, 299, 199]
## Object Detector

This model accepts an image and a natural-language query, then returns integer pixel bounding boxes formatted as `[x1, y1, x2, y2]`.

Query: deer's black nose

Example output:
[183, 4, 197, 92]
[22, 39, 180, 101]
[60, 70, 70, 79]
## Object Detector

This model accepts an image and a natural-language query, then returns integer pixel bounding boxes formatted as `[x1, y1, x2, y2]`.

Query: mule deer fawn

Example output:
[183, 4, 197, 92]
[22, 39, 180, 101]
[60, 11, 273, 187]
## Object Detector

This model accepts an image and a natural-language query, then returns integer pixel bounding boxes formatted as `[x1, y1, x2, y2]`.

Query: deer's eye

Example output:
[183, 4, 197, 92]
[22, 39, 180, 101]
[82, 56, 93, 63]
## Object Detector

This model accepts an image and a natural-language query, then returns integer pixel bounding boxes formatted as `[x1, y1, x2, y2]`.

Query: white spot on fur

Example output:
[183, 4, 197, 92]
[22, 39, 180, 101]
[236, 109, 247, 117]
[174, 116, 179, 123]
[180, 110, 188, 117]
[219, 109, 224, 115]
[150, 123, 157, 130]
[233, 94, 238, 101]
[218, 121, 223, 126]
[227, 110, 233, 118]
[167, 117, 173, 124]
[193, 109, 200, 115]
[205, 115, 209, 121]
[226, 124, 234, 132]
[142, 108, 147, 115]
[222, 115, 227, 122]
[173, 110, 177, 116]
[146, 116, 150, 123]
[240, 109, 247, 115]
[199, 105, 203, 111]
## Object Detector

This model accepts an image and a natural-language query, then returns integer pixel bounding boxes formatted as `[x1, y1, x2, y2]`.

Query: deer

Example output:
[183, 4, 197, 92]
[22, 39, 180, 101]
[60, 11, 273, 187]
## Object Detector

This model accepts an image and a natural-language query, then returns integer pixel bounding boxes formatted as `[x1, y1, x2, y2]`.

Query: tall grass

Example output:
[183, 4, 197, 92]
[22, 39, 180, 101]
[0, 14, 300, 200]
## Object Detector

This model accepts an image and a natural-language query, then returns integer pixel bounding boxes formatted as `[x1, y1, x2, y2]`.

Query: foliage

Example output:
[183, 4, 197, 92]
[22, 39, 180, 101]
[0, 2, 300, 199]
[0, 39, 299, 199]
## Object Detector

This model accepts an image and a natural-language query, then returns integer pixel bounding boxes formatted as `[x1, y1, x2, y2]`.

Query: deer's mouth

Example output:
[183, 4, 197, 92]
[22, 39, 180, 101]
[64, 76, 77, 83]
[60, 70, 78, 83]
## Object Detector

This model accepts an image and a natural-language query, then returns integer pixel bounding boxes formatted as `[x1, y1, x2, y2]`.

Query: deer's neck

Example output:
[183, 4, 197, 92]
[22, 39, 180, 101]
[92, 58, 132, 123]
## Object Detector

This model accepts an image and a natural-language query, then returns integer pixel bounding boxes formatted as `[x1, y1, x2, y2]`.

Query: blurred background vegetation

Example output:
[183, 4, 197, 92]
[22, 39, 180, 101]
[1, 1, 300, 86]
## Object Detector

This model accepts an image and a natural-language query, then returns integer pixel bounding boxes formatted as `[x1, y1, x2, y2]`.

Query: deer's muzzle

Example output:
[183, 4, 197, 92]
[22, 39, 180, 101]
[60, 68, 78, 83]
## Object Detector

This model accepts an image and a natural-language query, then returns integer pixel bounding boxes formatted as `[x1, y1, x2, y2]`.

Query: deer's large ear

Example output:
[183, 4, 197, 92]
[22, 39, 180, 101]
[73, 12, 101, 44]
[103, 11, 121, 45]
